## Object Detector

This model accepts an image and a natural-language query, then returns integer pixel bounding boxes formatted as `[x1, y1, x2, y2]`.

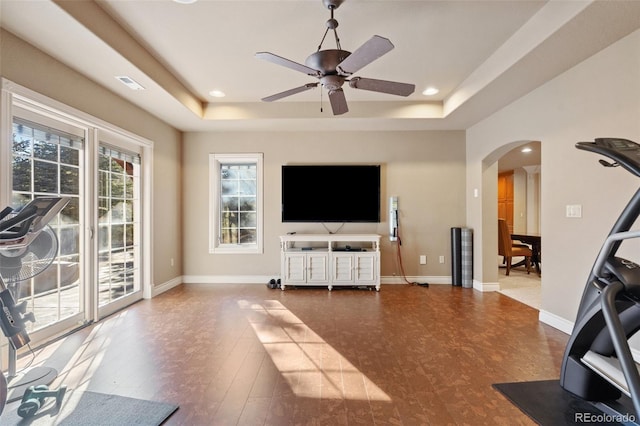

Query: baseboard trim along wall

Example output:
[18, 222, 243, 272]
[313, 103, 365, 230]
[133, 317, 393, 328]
[152, 275, 183, 297]
[180, 275, 453, 285]
[380, 276, 451, 285]
[539, 309, 573, 335]
[473, 279, 500, 292]
[183, 275, 272, 284]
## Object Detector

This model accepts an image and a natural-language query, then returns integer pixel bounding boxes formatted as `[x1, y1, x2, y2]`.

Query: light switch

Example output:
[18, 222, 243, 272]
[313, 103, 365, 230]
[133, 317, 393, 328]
[566, 204, 582, 218]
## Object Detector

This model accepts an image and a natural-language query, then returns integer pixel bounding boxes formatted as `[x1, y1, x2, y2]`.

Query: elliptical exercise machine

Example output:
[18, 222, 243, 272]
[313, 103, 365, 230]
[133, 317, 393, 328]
[561, 138, 640, 424]
[0, 197, 70, 418]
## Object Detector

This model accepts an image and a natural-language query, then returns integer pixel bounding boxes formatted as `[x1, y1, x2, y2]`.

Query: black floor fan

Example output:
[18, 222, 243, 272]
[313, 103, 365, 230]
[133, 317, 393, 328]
[0, 196, 70, 417]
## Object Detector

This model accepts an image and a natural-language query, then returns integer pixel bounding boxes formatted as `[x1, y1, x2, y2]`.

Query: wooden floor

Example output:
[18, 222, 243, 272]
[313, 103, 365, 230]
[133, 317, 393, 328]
[11, 284, 568, 425]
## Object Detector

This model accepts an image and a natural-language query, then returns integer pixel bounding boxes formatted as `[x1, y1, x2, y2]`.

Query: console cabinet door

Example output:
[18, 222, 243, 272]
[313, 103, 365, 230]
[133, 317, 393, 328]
[354, 253, 377, 284]
[333, 253, 355, 283]
[307, 253, 329, 283]
[283, 253, 307, 283]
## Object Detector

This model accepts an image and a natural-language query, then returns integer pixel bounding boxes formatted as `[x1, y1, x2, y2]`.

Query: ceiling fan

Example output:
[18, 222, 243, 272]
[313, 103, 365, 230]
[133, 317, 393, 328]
[256, 0, 415, 115]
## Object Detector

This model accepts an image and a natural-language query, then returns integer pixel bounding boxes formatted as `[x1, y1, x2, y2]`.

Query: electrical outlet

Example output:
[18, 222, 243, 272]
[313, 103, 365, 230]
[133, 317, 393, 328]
[170, 258, 174, 267]
[439, 255, 445, 264]
[419, 255, 427, 265]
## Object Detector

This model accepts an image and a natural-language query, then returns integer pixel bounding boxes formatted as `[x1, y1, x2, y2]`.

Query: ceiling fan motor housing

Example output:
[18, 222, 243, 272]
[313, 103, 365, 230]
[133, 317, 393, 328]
[305, 49, 351, 75]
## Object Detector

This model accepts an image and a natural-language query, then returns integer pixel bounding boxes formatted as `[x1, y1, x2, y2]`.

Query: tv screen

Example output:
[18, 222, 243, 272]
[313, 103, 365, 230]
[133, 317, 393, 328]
[282, 165, 381, 223]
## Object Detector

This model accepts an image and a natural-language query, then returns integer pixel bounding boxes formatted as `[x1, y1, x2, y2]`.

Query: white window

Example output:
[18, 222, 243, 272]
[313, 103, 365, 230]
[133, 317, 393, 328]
[209, 153, 263, 254]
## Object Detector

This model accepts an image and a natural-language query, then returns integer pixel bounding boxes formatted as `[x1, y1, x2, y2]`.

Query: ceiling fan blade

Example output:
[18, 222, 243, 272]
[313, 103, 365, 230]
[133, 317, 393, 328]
[337, 35, 394, 75]
[256, 52, 320, 76]
[328, 89, 348, 115]
[261, 83, 319, 102]
[349, 77, 415, 97]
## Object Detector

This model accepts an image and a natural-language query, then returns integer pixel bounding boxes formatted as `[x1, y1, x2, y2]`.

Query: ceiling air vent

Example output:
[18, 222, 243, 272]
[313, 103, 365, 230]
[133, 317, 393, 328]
[115, 76, 144, 90]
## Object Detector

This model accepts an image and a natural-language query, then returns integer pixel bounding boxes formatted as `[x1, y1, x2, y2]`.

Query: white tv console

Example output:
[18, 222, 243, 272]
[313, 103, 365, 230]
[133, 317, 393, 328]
[279, 234, 381, 291]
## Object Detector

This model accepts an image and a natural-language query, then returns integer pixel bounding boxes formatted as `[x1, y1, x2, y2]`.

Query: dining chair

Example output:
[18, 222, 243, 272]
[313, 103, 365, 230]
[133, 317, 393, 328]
[498, 218, 532, 275]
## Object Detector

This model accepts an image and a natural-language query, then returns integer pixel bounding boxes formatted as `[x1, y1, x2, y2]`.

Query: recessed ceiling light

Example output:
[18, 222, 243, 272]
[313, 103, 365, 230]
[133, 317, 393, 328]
[521, 147, 533, 153]
[209, 90, 226, 98]
[173, 0, 197, 4]
[422, 87, 439, 96]
[115, 76, 144, 91]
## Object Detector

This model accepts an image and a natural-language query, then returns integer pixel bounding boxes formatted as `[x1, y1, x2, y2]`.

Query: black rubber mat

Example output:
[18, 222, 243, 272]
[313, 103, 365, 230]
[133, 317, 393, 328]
[493, 379, 627, 425]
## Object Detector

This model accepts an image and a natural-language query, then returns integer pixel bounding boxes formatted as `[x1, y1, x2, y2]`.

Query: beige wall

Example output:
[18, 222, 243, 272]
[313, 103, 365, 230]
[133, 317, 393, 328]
[0, 29, 183, 288]
[182, 131, 466, 281]
[466, 29, 640, 328]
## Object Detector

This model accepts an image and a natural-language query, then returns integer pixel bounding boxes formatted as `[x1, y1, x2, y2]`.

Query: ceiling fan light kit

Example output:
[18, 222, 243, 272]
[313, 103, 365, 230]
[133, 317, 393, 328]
[256, 0, 415, 115]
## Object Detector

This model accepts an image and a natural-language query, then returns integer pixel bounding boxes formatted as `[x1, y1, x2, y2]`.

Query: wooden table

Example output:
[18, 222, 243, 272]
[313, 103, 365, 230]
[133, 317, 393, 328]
[511, 232, 541, 275]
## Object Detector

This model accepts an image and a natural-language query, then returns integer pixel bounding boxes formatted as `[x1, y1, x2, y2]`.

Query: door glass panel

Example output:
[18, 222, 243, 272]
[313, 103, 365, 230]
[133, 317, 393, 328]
[97, 145, 141, 307]
[7, 118, 83, 332]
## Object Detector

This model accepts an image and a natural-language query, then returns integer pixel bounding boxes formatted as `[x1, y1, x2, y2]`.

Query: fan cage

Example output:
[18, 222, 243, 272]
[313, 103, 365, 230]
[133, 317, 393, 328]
[0, 224, 58, 284]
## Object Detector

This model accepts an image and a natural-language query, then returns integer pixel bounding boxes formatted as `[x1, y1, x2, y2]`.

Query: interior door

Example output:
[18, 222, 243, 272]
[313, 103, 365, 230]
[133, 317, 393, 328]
[498, 171, 514, 232]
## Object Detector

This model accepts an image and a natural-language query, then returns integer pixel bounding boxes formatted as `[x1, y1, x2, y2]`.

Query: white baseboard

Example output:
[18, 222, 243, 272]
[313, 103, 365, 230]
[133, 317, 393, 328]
[151, 275, 183, 297]
[381, 277, 502, 291]
[539, 309, 573, 335]
[175, 277, 503, 295]
[182, 275, 273, 284]
[181, 275, 451, 286]
[473, 279, 500, 292]
[381, 276, 450, 285]
[176, 275, 530, 296]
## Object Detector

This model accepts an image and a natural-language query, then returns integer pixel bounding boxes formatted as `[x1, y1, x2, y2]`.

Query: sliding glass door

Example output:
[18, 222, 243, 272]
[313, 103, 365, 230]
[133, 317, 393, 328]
[2, 84, 149, 348]
[97, 143, 142, 315]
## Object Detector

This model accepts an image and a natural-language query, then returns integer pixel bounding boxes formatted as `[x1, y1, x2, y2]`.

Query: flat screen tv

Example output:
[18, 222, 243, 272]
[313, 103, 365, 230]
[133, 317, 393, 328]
[282, 164, 381, 223]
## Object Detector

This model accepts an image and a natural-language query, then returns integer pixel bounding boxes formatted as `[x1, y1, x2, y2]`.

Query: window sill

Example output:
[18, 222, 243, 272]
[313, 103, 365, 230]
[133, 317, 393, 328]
[210, 246, 263, 255]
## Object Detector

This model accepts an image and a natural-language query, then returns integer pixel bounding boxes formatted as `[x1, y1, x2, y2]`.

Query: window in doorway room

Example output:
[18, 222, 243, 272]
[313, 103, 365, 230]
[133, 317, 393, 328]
[209, 153, 263, 254]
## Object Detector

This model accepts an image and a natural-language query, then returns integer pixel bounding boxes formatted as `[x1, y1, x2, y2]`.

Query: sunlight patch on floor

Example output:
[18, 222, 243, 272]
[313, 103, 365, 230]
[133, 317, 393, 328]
[238, 299, 391, 402]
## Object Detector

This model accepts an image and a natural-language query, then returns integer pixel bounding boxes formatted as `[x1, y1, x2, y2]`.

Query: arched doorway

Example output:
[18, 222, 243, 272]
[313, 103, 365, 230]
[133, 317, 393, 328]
[476, 140, 541, 306]
[496, 142, 541, 308]
[497, 142, 541, 234]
